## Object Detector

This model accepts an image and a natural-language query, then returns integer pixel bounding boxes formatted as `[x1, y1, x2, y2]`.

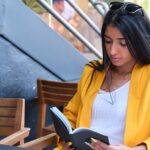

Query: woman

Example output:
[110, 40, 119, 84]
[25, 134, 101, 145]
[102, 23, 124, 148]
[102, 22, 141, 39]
[55, 2, 150, 150]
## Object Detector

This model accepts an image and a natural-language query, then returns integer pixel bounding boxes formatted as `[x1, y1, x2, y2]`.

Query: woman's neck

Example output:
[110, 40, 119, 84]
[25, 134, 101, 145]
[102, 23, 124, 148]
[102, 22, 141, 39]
[110, 60, 136, 75]
[102, 61, 136, 91]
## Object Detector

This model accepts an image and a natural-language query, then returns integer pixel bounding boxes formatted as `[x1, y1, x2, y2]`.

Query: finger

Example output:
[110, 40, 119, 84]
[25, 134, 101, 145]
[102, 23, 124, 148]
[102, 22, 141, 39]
[67, 142, 73, 146]
[85, 142, 94, 149]
[91, 140, 109, 150]
[94, 144, 106, 150]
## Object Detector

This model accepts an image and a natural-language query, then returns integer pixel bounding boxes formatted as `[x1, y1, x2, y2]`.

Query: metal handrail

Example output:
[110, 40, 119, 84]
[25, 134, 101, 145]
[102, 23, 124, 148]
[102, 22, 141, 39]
[89, 0, 109, 17]
[37, 0, 102, 58]
[65, 0, 101, 36]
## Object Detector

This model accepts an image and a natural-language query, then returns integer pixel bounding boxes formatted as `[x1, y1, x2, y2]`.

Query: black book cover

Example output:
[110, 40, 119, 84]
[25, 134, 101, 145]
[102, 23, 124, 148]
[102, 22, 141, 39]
[50, 107, 109, 150]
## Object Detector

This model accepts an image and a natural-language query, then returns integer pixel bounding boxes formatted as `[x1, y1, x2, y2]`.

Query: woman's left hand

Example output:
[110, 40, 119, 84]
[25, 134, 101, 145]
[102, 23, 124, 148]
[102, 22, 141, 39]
[109, 144, 133, 150]
[90, 139, 147, 150]
[109, 144, 146, 150]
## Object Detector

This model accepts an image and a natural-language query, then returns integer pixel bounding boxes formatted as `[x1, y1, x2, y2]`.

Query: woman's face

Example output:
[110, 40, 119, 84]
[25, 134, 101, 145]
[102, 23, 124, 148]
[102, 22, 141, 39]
[104, 25, 135, 68]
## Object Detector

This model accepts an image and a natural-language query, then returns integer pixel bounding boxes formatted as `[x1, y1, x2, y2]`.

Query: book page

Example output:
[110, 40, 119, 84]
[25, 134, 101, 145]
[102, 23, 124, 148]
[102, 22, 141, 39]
[50, 107, 72, 132]
[72, 127, 95, 134]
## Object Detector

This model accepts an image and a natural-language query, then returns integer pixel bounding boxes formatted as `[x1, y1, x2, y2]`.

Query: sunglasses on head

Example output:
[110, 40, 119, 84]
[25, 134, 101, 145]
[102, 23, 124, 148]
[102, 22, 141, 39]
[109, 2, 143, 15]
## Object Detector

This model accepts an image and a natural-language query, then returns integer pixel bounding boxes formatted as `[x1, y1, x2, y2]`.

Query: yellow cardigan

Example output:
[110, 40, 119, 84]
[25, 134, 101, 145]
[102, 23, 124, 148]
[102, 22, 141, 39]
[55, 63, 150, 150]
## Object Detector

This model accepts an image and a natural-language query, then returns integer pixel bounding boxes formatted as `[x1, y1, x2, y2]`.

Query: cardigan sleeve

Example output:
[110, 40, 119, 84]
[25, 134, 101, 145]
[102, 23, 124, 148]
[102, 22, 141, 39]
[63, 64, 94, 128]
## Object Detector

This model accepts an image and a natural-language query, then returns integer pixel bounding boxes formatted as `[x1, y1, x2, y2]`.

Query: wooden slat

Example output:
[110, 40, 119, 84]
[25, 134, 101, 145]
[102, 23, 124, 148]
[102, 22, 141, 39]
[20, 133, 57, 150]
[0, 117, 15, 126]
[42, 86, 77, 94]
[43, 92, 74, 100]
[0, 99, 17, 107]
[44, 99, 68, 106]
[0, 108, 16, 116]
[0, 127, 14, 136]
[41, 80, 77, 88]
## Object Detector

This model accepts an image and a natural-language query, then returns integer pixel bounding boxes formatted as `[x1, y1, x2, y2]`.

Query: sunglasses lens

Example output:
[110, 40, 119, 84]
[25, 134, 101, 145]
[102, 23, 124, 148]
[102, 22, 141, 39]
[109, 2, 142, 15]
[126, 4, 141, 13]
[110, 2, 123, 10]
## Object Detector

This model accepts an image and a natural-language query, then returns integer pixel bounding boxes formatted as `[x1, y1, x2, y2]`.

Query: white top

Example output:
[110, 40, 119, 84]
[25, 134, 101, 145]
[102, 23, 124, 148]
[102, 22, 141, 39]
[90, 81, 130, 144]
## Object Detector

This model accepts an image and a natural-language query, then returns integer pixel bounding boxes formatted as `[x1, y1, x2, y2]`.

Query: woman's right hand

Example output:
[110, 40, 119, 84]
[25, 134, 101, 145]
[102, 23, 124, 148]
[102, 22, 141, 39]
[62, 142, 74, 150]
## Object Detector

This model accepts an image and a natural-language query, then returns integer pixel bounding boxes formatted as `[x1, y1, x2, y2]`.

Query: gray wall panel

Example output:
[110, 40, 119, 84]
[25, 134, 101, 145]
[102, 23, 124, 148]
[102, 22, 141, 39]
[0, 0, 88, 81]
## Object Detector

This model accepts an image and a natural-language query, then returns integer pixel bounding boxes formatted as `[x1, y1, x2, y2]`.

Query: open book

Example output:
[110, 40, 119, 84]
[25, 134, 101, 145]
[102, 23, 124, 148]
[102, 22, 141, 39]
[50, 107, 109, 150]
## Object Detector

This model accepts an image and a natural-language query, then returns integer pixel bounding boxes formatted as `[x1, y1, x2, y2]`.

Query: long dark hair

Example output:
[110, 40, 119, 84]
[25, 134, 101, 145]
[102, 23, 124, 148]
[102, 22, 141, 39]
[102, 2, 150, 67]
[86, 2, 150, 88]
